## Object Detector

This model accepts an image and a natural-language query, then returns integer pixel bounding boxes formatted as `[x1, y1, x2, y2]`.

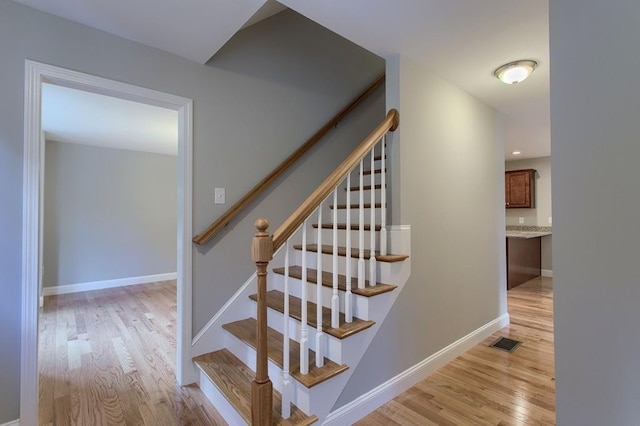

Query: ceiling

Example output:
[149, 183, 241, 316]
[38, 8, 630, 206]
[42, 83, 178, 155]
[18, 0, 550, 160]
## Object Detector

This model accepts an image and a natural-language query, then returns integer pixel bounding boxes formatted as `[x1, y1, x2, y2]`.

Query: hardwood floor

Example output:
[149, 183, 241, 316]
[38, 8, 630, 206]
[39, 277, 554, 425]
[357, 276, 555, 426]
[38, 281, 226, 426]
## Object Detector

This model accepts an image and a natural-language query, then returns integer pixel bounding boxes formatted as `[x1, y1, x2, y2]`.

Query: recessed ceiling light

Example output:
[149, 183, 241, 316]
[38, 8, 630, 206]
[512, 151, 521, 155]
[494, 60, 538, 85]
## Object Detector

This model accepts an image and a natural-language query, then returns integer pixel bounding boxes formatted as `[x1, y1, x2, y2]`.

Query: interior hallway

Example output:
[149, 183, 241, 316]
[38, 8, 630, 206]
[357, 276, 555, 425]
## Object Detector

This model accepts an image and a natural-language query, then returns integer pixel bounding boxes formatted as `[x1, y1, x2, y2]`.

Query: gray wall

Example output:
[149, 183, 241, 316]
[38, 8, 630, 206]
[550, 1, 640, 424]
[43, 141, 177, 287]
[335, 55, 506, 407]
[0, 3, 383, 422]
[506, 156, 552, 271]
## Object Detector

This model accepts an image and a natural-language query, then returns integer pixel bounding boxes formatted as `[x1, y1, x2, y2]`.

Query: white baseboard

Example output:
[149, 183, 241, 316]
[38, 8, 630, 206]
[541, 269, 553, 277]
[42, 272, 177, 296]
[0, 419, 20, 426]
[322, 312, 510, 425]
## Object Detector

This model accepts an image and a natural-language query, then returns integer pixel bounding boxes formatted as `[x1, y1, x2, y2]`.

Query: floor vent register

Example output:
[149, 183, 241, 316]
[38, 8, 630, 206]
[489, 336, 522, 353]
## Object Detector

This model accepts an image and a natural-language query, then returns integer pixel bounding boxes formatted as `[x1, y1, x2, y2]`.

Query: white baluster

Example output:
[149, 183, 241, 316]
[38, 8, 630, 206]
[331, 188, 340, 329]
[315, 205, 324, 367]
[282, 240, 291, 419]
[300, 221, 309, 375]
[369, 147, 377, 287]
[358, 159, 365, 289]
[380, 137, 387, 256]
[345, 173, 353, 323]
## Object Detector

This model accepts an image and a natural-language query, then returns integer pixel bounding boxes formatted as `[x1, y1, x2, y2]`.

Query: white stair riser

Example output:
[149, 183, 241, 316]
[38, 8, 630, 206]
[198, 371, 248, 426]
[269, 273, 374, 320]
[295, 250, 398, 283]
[311, 226, 382, 250]
[328, 207, 384, 225]
[253, 298, 346, 363]
[223, 330, 314, 414]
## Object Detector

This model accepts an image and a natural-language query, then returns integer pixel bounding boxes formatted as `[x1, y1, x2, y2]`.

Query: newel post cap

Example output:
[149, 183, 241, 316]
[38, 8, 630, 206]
[252, 218, 273, 263]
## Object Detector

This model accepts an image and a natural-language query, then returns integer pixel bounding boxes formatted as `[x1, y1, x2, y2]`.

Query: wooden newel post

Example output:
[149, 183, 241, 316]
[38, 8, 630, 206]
[251, 218, 273, 425]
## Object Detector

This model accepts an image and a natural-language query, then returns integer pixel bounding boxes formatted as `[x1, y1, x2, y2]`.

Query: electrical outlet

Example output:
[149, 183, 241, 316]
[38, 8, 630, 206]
[518, 217, 524, 224]
[214, 188, 225, 204]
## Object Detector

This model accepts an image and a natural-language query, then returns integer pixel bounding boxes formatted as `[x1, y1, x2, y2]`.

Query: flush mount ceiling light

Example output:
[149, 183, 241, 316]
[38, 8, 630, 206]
[512, 151, 522, 155]
[494, 60, 538, 84]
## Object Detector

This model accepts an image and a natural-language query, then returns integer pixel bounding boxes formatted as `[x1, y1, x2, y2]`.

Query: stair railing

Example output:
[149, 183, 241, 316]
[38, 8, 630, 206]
[251, 109, 399, 421]
[193, 74, 385, 246]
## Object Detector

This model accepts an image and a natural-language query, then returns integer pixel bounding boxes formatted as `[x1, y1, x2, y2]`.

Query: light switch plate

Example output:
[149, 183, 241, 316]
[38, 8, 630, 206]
[548, 216, 552, 224]
[215, 188, 225, 204]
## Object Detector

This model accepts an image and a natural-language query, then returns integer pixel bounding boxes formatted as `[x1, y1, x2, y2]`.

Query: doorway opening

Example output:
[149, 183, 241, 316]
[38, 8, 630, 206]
[21, 60, 194, 425]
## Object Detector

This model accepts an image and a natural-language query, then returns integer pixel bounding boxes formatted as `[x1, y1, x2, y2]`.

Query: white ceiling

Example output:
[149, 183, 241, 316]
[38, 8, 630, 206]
[20, 0, 550, 160]
[42, 83, 178, 155]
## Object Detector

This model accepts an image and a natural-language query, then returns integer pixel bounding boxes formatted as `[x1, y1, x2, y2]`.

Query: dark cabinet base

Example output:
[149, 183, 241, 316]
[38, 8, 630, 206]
[506, 237, 541, 290]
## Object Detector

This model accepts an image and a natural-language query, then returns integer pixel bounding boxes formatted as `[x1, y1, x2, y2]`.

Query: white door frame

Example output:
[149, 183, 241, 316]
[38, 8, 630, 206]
[21, 60, 194, 425]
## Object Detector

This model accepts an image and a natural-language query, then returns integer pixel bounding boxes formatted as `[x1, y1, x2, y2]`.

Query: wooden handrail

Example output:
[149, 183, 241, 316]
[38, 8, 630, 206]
[193, 74, 386, 246]
[272, 109, 399, 251]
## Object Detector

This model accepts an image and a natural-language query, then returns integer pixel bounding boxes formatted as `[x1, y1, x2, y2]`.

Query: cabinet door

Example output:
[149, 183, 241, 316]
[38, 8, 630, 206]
[506, 169, 535, 208]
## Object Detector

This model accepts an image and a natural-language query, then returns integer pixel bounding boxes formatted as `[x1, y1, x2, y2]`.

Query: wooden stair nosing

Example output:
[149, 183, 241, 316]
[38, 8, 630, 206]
[346, 184, 384, 192]
[293, 244, 409, 263]
[330, 202, 383, 209]
[249, 290, 375, 339]
[272, 266, 397, 297]
[193, 348, 318, 425]
[361, 168, 385, 176]
[312, 223, 381, 231]
[222, 318, 348, 388]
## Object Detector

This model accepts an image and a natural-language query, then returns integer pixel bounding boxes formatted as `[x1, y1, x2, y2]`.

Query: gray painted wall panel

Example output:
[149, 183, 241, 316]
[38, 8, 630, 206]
[335, 55, 506, 407]
[43, 142, 177, 287]
[550, 1, 640, 424]
[0, 3, 383, 421]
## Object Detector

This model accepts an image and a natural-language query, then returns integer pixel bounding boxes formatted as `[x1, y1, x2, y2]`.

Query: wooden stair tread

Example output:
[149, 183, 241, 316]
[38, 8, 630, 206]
[272, 266, 397, 297]
[293, 244, 409, 263]
[223, 318, 348, 388]
[249, 290, 375, 339]
[330, 202, 383, 209]
[346, 184, 384, 191]
[193, 349, 318, 425]
[361, 168, 385, 176]
[312, 223, 381, 231]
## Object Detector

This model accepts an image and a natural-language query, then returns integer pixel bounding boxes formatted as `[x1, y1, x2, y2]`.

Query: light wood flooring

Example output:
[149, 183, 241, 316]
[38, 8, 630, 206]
[39, 277, 554, 425]
[38, 281, 226, 426]
[357, 276, 555, 425]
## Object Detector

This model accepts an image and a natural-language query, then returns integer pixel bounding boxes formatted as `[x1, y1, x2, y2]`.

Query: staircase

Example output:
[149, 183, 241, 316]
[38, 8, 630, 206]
[191, 110, 410, 424]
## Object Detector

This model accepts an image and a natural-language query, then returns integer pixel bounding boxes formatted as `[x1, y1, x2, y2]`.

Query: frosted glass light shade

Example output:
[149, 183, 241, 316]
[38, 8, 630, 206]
[494, 60, 538, 84]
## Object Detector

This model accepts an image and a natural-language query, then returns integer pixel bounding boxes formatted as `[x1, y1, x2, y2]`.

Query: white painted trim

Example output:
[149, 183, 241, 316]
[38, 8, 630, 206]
[322, 313, 510, 425]
[42, 273, 177, 296]
[192, 272, 257, 345]
[388, 224, 411, 231]
[0, 420, 20, 426]
[541, 269, 553, 277]
[21, 60, 194, 425]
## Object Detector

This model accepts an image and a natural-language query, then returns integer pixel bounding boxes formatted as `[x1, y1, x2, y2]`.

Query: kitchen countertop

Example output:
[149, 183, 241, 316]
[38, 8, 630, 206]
[506, 225, 552, 239]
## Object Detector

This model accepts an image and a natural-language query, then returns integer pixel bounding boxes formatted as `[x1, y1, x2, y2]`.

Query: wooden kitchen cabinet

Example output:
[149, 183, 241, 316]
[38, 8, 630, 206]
[505, 169, 535, 208]
[506, 236, 541, 289]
